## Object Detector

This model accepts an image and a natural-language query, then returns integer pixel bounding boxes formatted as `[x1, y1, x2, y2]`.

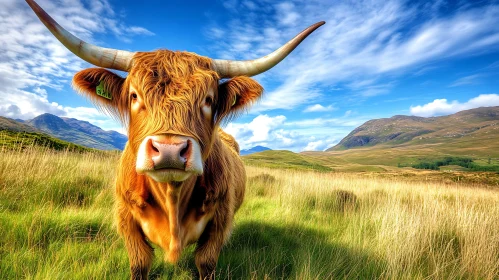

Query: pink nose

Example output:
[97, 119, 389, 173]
[150, 139, 191, 170]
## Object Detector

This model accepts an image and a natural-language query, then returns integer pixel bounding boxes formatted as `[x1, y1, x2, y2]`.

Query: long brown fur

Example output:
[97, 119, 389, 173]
[72, 50, 262, 280]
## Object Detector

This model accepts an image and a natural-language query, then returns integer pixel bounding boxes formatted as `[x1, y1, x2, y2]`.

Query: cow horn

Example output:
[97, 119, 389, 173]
[25, 0, 134, 72]
[212, 21, 325, 78]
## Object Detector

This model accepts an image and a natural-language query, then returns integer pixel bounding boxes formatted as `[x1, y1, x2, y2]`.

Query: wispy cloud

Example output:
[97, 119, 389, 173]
[410, 94, 499, 117]
[486, 60, 499, 69]
[286, 117, 366, 128]
[449, 74, 483, 87]
[209, 0, 499, 111]
[276, 2, 301, 26]
[0, 0, 152, 131]
[127, 26, 155, 36]
[303, 104, 336, 113]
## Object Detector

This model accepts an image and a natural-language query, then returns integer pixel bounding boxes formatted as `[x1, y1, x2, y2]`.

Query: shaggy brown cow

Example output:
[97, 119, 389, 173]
[26, 0, 324, 279]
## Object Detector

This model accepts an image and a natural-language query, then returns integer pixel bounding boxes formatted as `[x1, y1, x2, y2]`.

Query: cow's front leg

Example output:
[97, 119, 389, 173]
[195, 207, 234, 280]
[116, 201, 154, 280]
[195, 223, 220, 280]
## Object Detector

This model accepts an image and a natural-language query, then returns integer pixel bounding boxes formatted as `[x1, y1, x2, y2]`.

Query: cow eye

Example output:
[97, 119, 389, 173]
[205, 96, 213, 106]
[131, 93, 138, 100]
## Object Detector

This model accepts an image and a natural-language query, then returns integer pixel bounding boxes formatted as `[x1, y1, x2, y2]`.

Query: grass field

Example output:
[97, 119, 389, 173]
[1, 144, 498, 279]
[303, 137, 499, 171]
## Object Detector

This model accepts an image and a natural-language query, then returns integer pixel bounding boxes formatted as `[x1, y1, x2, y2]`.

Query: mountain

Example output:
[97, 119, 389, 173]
[26, 113, 127, 150]
[0, 116, 91, 152]
[297, 107, 499, 171]
[0, 116, 40, 133]
[240, 145, 271, 156]
[60, 117, 127, 149]
[328, 106, 499, 151]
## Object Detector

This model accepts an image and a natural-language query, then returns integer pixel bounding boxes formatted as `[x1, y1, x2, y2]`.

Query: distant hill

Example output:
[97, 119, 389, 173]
[0, 116, 41, 133]
[243, 150, 332, 172]
[26, 113, 127, 150]
[295, 107, 499, 171]
[328, 106, 499, 151]
[240, 145, 271, 156]
[0, 115, 93, 152]
[0, 129, 91, 152]
[60, 117, 127, 149]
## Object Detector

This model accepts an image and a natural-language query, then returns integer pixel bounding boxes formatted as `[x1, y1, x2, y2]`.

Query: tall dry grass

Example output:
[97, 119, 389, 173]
[243, 166, 499, 279]
[0, 145, 498, 279]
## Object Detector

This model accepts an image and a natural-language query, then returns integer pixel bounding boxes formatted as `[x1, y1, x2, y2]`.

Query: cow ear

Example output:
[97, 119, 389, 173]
[216, 76, 263, 123]
[72, 68, 128, 122]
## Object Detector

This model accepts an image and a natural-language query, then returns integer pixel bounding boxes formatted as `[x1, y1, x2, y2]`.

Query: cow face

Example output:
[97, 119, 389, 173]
[72, 50, 263, 183]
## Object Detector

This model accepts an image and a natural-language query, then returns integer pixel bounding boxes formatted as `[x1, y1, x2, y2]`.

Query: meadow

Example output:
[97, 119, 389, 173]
[1, 143, 498, 279]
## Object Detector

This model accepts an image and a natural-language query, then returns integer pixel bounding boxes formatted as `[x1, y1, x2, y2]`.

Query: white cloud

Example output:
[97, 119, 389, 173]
[251, 82, 321, 112]
[0, 0, 151, 132]
[224, 114, 286, 146]
[127, 26, 155, 36]
[303, 104, 336, 113]
[410, 94, 499, 117]
[242, 1, 257, 10]
[206, 27, 225, 39]
[276, 2, 300, 26]
[304, 140, 337, 151]
[224, 114, 368, 152]
[33, 87, 48, 99]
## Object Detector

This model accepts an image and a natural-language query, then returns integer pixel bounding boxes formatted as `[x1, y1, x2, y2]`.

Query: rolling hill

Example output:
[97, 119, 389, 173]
[242, 150, 332, 172]
[328, 106, 499, 151]
[300, 106, 499, 170]
[0, 129, 91, 152]
[0, 116, 41, 133]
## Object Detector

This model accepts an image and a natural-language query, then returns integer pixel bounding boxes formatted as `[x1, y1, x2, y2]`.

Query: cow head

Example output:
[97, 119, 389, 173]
[26, 0, 324, 183]
[72, 51, 264, 182]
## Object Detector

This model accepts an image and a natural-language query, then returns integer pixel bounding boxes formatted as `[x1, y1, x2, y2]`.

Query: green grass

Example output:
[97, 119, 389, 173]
[243, 150, 332, 172]
[0, 129, 92, 152]
[1, 142, 498, 279]
[303, 136, 499, 172]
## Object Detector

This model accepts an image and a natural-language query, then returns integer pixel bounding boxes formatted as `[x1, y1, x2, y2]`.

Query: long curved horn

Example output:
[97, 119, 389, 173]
[212, 21, 325, 78]
[25, 0, 134, 71]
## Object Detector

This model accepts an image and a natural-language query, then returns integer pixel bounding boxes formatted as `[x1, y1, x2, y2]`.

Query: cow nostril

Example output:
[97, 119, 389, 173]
[179, 140, 190, 160]
[151, 144, 159, 153]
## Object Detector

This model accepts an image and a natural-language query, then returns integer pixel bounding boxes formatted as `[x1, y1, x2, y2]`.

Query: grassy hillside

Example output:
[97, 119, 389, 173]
[0, 129, 92, 152]
[243, 150, 332, 172]
[1, 142, 498, 279]
[328, 106, 499, 152]
[303, 137, 499, 172]
[0, 116, 39, 133]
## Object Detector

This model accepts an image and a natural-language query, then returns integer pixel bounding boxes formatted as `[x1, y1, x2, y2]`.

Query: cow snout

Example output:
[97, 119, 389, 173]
[136, 135, 203, 182]
[150, 139, 190, 170]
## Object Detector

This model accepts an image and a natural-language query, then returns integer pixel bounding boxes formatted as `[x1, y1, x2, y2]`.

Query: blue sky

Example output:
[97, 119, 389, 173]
[1, 0, 499, 152]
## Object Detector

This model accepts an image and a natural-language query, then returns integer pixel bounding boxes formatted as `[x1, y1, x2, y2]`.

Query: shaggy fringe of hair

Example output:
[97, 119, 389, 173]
[126, 50, 219, 151]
